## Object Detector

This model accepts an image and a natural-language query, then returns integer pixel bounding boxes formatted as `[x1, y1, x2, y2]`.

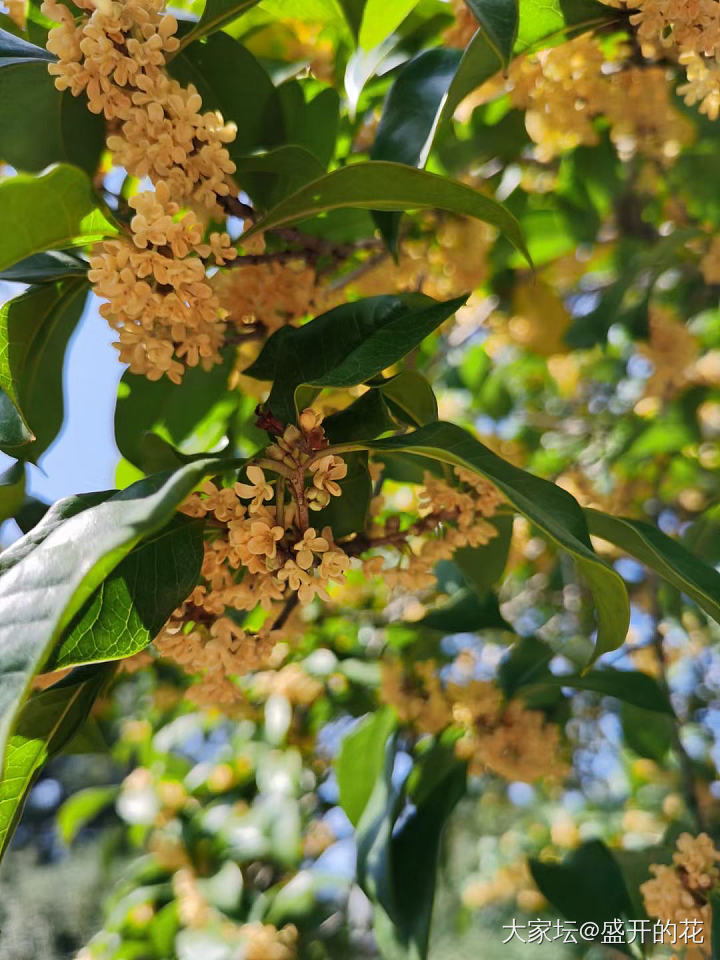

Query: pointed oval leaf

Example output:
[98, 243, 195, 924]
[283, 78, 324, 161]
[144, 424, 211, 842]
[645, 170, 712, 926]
[0, 251, 88, 284]
[0, 165, 116, 271]
[356, 422, 630, 659]
[241, 161, 529, 263]
[464, 0, 518, 66]
[0, 27, 52, 60]
[47, 516, 203, 670]
[175, 0, 260, 51]
[0, 60, 104, 174]
[585, 508, 720, 627]
[0, 458, 220, 771]
[0, 279, 88, 461]
[359, 0, 420, 49]
[0, 664, 113, 859]
[247, 293, 466, 424]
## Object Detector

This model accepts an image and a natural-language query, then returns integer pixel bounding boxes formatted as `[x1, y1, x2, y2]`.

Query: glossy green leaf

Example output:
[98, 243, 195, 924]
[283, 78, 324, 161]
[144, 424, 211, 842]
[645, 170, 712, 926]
[234, 145, 326, 208]
[338, 0, 366, 38]
[337, 707, 396, 827]
[57, 784, 118, 844]
[359, 0, 420, 49]
[314, 451, 371, 540]
[356, 422, 630, 659]
[0, 664, 113, 859]
[371, 47, 461, 248]
[526, 668, 673, 713]
[0, 60, 104, 174]
[0, 460, 24, 524]
[529, 840, 636, 931]
[323, 390, 398, 443]
[0, 491, 112, 577]
[115, 352, 236, 472]
[0, 166, 116, 271]
[586, 509, 720, 626]
[441, 0, 617, 121]
[241, 161, 529, 263]
[47, 516, 203, 671]
[0, 251, 87, 284]
[0, 458, 219, 771]
[168, 31, 283, 158]
[0, 27, 51, 60]
[421, 588, 509, 633]
[379, 371, 438, 427]
[452, 514, 513, 591]
[465, 0, 518, 66]
[175, 0, 260, 50]
[248, 293, 465, 424]
[0, 279, 88, 461]
[621, 702, 674, 761]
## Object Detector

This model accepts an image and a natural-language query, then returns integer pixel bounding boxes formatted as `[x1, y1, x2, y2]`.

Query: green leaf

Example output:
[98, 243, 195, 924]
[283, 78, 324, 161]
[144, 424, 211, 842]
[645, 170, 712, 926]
[338, 0, 366, 38]
[0, 165, 116, 271]
[0, 457, 220, 772]
[0, 663, 113, 859]
[359, 0, 420, 49]
[168, 31, 283, 159]
[57, 784, 118, 845]
[356, 422, 630, 659]
[465, 0, 519, 66]
[314, 451, 371, 539]
[529, 840, 636, 932]
[370, 48, 462, 248]
[441, 0, 616, 121]
[421, 588, 509, 632]
[0, 491, 112, 577]
[0, 251, 87, 283]
[525, 668, 673, 713]
[47, 516, 203, 671]
[452, 514, 513, 591]
[234, 145, 326, 208]
[241, 161, 529, 263]
[247, 294, 466, 424]
[115, 352, 236, 472]
[379, 371, 438, 427]
[175, 0, 260, 51]
[0, 460, 24, 524]
[0, 279, 88, 461]
[585, 509, 720, 627]
[0, 60, 104, 174]
[356, 734, 466, 960]
[337, 707, 396, 827]
[0, 27, 52, 60]
[621, 702, 674, 761]
[324, 389, 398, 443]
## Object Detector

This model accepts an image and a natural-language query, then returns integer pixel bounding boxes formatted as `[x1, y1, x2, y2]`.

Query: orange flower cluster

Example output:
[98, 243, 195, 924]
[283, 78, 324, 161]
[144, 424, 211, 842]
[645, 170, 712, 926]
[641, 832, 720, 958]
[363, 466, 503, 591]
[42, 0, 238, 381]
[509, 35, 693, 162]
[381, 658, 567, 782]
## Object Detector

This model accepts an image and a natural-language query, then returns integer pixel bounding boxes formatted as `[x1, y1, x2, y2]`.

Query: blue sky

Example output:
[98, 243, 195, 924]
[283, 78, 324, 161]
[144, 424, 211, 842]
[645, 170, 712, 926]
[0, 289, 124, 541]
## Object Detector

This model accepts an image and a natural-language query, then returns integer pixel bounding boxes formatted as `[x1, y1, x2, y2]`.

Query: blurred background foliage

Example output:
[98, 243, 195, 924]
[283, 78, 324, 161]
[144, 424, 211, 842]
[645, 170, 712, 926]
[4, 0, 720, 958]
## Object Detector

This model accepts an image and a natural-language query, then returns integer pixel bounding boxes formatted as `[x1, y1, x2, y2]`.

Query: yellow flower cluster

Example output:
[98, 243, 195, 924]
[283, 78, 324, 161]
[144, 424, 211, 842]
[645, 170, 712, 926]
[210, 260, 318, 338]
[4, 0, 25, 28]
[638, 306, 699, 400]
[352, 216, 492, 301]
[172, 867, 297, 958]
[156, 410, 349, 703]
[364, 467, 503, 592]
[42, 0, 239, 382]
[463, 859, 546, 913]
[509, 35, 693, 162]
[622, 0, 720, 120]
[381, 659, 566, 783]
[641, 832, 720, 957]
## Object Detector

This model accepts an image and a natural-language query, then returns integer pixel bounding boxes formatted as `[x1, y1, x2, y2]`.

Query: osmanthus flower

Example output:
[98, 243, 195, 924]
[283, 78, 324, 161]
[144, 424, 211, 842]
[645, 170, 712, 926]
[293, 528, 330, 570]
[641, 832, 720, 956]
[235, 466, 275, 511]
[247, 520, 285, 560]
[308, 454, 347, 497]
